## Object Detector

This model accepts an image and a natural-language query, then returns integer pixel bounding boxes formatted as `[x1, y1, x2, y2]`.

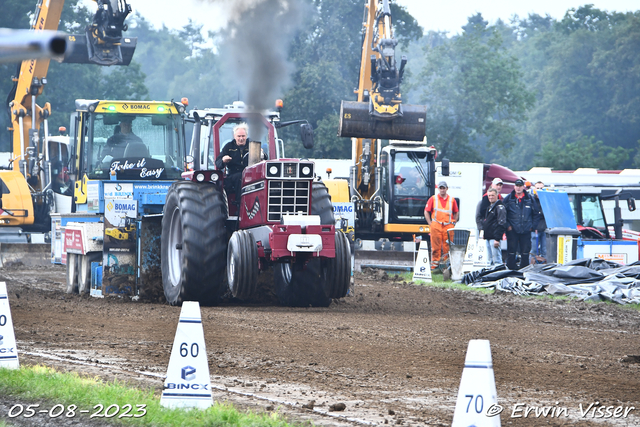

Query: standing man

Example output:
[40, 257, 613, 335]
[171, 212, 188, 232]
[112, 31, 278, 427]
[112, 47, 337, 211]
[503, 179, 540, 270]
[530, 181, 547, 263]
[476, 188, 507, 266]
[476, 177, 505, 223]
[424, 181, 459, 270]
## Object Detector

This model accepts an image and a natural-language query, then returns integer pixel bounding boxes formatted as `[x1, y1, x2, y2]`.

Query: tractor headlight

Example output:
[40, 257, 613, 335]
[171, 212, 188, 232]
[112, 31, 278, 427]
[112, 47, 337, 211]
[196, 173, 205, 182]
[210, 173, 219, 182]
[267, 163, 281, 178]
[299, 163, 313, 178]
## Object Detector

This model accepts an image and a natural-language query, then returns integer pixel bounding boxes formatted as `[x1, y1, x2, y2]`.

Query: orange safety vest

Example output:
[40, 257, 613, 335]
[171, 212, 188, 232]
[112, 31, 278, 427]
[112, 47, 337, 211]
[432, 195, 454, 225]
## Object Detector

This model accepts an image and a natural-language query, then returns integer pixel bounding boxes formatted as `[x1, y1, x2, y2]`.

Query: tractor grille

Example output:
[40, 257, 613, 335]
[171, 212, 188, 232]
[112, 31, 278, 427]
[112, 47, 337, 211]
[268, 180, 310, 222]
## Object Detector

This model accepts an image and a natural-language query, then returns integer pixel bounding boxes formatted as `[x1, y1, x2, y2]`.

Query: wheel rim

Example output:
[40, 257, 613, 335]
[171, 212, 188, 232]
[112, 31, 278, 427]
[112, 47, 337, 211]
[167, 206, 183, 288]
[228, 236, 237, 292]
[282, 262, 292, 283]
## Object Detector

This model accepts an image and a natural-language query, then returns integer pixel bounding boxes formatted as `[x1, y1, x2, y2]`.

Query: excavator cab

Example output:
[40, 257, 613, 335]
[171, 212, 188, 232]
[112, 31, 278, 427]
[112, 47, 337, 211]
[381, 146, 436, 232]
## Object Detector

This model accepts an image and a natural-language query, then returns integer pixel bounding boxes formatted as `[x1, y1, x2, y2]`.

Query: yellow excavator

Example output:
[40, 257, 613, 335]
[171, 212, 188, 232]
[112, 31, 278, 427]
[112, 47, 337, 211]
[331, 0, 436, 241]
[1, 0, 136, 239]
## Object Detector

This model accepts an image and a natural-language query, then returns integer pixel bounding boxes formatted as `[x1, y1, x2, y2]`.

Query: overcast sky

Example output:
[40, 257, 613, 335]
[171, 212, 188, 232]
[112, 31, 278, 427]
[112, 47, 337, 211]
[114, 0, 639, 35]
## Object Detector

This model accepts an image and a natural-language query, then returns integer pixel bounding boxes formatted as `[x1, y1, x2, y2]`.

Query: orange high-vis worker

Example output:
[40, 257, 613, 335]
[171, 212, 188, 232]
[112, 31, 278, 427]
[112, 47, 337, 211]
[424, 181, 459, 269]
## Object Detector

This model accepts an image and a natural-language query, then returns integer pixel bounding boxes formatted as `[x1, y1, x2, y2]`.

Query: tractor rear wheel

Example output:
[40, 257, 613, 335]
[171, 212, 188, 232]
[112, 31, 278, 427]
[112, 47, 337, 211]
[161, 181, 228, 306]
[324, 230, 351, 299]
[311, 181, 335, 225]
[227, 230, 258, 300]
[78, 252, 101, 294]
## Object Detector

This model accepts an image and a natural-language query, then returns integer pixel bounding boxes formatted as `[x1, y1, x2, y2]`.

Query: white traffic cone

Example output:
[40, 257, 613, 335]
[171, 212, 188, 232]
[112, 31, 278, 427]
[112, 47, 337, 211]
[412, 240, 432, 282]
[452, 340, 500, 427]
[463, 232, 476, 273]
[0, 282, 19, 369]
[473, 239, 491, 270]
[160, 302, 212, 409]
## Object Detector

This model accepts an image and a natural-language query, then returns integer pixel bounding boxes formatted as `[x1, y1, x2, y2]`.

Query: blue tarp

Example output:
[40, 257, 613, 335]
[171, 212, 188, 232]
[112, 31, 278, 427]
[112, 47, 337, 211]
[537, 189, 577, 230]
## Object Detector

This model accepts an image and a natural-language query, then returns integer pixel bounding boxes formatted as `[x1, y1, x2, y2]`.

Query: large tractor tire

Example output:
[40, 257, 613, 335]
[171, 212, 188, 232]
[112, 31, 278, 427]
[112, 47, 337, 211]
[227, 230, 258, 300]
[311, 181, 335, 225]
[323, 230, 351, 299]
[161, 181, 228, 306]
[274, 181, 337, 307]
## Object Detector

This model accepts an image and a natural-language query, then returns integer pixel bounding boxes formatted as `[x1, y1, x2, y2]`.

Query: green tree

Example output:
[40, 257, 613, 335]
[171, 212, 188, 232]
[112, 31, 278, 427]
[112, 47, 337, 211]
[499, 7, 640, 170]
[537, 136, 630, 169]
[416, 16, 534, 161]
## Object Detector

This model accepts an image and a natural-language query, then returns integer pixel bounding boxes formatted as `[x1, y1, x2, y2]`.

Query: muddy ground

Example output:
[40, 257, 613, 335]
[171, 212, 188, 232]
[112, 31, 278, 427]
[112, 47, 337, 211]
[0, 264, 639, 426]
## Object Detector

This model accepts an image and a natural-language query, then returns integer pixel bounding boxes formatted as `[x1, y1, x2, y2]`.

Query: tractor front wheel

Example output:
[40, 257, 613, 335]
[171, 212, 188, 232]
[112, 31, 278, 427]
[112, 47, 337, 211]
[161, 181, 228, 306]
[66, 254, 78, 294]
[227, 230, 258, 300]
[78, 252, 101, 294]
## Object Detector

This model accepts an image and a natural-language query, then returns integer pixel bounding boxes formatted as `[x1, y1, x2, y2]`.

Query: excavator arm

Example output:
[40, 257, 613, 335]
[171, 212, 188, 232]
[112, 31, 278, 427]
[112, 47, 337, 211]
[338, 0, 426, 142]
[334, 0, 432, 239]
[64, 0, 137, 66]
[2, 0, 136, 230]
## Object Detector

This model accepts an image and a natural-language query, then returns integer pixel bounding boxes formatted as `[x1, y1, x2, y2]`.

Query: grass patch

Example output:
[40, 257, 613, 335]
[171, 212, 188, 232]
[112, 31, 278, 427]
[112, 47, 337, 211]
[391, 271, 640, 308]
[0, 365, 294, 426]
[392, 271, 494, 294]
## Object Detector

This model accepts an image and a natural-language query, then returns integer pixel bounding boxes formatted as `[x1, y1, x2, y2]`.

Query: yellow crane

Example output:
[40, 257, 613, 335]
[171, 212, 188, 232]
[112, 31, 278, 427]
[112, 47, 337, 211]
[333, 0, 436, 240]
[2, 0, 136, 235]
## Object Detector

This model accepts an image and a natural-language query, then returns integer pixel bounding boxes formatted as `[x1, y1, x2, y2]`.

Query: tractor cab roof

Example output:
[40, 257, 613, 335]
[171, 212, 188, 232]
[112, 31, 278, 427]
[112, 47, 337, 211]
[187, 101, 281, 124]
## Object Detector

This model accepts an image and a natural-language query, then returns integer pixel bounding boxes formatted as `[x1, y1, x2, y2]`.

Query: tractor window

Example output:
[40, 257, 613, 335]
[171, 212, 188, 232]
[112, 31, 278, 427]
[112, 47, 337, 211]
[85, 113, 184, 180]
[213, 121, 270, 168]
[580, 195, 606, 228]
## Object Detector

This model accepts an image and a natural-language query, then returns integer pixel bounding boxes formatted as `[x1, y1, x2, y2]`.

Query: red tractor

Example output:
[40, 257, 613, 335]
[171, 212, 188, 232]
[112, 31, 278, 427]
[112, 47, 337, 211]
[161, 102, 351, 306]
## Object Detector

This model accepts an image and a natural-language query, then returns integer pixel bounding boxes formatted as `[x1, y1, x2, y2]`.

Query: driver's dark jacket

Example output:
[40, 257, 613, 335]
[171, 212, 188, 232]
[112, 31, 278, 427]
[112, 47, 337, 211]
[503, 190, 540, 234]
[215, 139, 248, 175]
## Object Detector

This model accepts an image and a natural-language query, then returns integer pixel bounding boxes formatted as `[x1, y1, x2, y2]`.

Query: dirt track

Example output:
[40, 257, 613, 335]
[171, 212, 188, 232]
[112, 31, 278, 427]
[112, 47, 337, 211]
[1, 264, 640, 426]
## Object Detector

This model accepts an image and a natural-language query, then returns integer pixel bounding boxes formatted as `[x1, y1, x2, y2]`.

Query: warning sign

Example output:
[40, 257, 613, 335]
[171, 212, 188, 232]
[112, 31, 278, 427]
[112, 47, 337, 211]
[412, 241, 432, 282]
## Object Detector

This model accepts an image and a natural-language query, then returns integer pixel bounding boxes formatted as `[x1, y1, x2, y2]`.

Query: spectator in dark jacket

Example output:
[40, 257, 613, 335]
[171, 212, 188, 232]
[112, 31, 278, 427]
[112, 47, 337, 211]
[530, 181, 547, 263]
[476, 187, 507, 265]
[476, 177, 505, 219]
[503, 179, 541, 270]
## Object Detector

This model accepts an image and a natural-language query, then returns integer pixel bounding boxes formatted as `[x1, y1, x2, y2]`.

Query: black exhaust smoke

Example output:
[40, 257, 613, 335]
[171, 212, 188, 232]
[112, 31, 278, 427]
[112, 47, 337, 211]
[214, 0, 308, 140]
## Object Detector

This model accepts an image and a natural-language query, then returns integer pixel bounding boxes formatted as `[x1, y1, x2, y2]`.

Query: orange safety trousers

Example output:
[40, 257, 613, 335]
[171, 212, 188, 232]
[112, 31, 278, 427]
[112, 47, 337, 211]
[430, 221, 455, 267]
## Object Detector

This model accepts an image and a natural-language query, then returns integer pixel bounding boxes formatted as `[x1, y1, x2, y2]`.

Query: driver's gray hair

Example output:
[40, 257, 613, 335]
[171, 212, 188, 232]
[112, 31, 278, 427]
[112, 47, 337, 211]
[233, 123, 248, 135]
[487, 187, 498, 195]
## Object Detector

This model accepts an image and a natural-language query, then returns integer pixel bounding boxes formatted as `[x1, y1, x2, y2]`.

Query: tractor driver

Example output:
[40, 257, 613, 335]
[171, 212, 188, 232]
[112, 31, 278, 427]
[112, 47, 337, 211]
[103, 116, 142, 161]
[215, 123, 267, 204]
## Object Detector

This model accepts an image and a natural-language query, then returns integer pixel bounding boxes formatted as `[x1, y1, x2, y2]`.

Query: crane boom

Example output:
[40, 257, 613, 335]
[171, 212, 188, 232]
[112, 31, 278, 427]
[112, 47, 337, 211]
[1, 0, 137, 233]
[330, 0, 436, 241]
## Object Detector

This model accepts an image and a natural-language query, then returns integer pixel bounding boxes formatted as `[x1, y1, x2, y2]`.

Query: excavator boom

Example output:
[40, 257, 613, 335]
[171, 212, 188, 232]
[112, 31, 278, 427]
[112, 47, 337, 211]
[2, 0, 137, 234]
[338, 0, 426, 141]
